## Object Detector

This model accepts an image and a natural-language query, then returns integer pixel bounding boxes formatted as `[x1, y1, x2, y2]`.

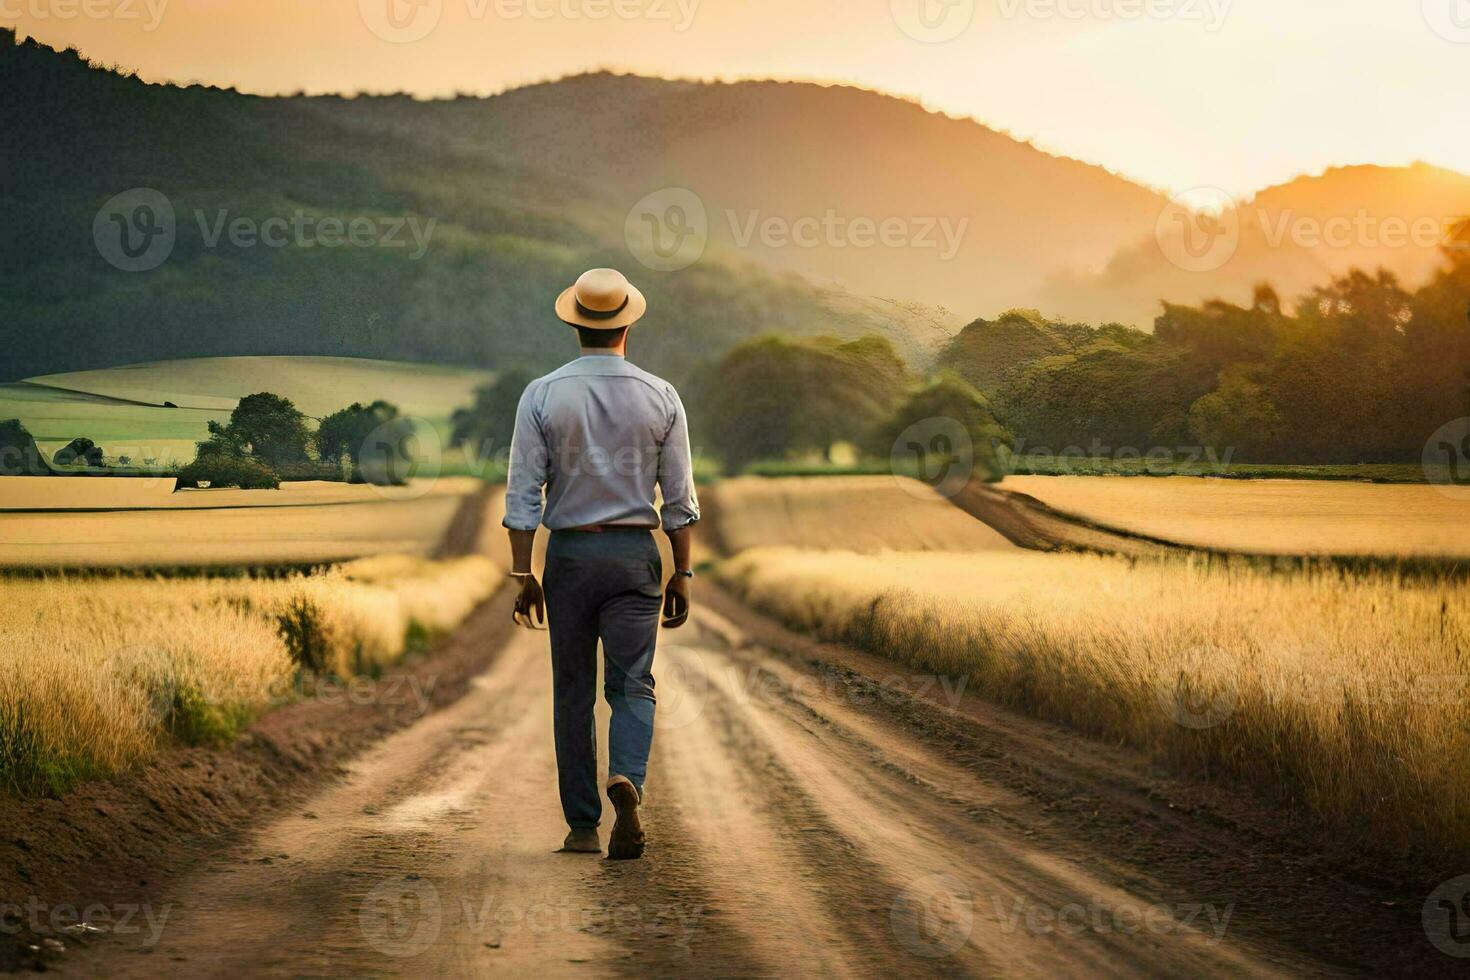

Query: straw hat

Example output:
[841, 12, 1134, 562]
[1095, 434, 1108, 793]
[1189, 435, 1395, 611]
[554, 268, 647, 330]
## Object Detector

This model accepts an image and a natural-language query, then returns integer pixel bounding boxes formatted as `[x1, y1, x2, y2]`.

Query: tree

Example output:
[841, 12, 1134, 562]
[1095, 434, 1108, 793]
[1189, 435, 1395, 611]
[0, 419, 50, 476]
[868, 374, 1014, 482]
[316, 401, 400, 466]
[451, 370, 535, 459]
[1187, 368, 1283, 461]
[195, 393, 311, 469]
[692, 335, 909, 470]
[53, 437, 104, 468]
[176, 455, 280, 490]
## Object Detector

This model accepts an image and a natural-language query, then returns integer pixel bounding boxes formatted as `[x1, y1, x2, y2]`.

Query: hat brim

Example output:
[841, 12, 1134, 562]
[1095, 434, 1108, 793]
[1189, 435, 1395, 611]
[554, 283, 647, 330]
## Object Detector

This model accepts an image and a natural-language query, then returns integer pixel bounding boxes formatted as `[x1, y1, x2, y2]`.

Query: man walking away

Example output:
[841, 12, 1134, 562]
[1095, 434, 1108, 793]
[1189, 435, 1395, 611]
[502, 268, 700, 861]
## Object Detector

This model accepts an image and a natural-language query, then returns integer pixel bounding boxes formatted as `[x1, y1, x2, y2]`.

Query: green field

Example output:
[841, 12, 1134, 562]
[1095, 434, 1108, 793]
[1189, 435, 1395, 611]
[0, 356, 494, 465]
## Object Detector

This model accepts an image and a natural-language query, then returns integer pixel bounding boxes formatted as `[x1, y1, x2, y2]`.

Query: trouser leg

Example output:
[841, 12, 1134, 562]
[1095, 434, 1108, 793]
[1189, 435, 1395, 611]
[600, 587, 662, 794]
[545, 559, 602, 830]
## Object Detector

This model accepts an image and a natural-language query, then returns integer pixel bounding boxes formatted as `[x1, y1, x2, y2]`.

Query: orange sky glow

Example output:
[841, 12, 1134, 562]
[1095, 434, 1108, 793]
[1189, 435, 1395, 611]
[7, 0, 1470, 196]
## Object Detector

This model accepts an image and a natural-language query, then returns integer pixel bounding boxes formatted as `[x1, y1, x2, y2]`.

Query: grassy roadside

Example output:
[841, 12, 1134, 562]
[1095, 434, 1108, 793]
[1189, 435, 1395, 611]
[0, 554, 499, 797]
[716, 547, 1470, 875]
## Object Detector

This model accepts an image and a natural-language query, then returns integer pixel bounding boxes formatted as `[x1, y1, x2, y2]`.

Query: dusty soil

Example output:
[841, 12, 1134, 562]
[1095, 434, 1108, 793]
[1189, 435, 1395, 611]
[0, 585, 520, 973]
[8, 584, 1452, 977]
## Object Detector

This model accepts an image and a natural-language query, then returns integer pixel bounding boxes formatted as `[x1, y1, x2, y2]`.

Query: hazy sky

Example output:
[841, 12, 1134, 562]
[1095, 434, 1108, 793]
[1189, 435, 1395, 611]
[8, 0, 1469, 196]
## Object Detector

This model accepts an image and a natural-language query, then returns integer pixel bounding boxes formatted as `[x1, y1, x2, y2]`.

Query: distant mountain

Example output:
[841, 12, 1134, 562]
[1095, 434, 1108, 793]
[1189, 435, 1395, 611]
[0, 31, 958, 383]
[3, 28, 1465, 386]
[1042, 163, 1470, 324]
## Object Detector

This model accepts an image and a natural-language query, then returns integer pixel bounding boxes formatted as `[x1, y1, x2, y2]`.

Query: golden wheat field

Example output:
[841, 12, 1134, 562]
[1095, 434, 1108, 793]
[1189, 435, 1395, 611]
[1002, 475, 1470, 558]
[0, 554, 499, 795]
[713, 475, 1017, 554]
[716, 546, 1470, 860]
[0, 479, 483, 569]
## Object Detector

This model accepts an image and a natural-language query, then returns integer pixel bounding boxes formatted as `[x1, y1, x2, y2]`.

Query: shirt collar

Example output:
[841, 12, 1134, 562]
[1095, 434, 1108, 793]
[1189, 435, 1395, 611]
[577, 349, 625, 358]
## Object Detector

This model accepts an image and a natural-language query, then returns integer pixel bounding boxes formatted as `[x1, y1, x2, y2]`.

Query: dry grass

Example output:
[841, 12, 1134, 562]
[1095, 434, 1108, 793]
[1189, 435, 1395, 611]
[0, 555, 499, 795]
[717, 547, 1470, 865]
[1003, 475, 1470, 558]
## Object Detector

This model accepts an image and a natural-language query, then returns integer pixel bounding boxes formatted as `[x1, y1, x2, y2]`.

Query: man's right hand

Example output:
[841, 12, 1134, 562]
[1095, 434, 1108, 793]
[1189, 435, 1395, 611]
[512, 574, 546, 629]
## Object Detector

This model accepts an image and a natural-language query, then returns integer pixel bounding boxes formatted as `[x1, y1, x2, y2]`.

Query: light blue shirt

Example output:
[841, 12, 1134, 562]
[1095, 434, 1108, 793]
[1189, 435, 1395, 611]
[503, 353, 701, 533]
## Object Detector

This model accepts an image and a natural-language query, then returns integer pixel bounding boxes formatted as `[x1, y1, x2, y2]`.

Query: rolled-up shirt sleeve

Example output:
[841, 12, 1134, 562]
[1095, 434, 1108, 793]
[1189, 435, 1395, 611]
[502, 383, 549, 531]
[657, 387, 701, 531]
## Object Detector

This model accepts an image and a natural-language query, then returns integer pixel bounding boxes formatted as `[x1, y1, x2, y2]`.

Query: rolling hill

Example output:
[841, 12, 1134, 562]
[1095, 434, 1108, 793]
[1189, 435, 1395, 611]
[1042, 162, 1470, 324]
[3, 27, 1466, 385]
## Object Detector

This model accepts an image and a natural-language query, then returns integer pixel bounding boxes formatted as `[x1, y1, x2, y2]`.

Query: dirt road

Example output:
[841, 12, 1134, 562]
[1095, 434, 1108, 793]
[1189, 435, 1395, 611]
[55, 585, 1383, 979]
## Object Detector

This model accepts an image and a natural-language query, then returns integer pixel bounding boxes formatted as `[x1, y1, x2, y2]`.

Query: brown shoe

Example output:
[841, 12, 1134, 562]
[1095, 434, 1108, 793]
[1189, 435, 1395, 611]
[559, 827, 601, 854]
[606, 775, 645, 861]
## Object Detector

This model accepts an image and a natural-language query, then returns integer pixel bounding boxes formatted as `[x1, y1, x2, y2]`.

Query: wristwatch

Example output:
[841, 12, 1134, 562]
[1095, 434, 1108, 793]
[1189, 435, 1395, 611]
[674, 569, 695, 579]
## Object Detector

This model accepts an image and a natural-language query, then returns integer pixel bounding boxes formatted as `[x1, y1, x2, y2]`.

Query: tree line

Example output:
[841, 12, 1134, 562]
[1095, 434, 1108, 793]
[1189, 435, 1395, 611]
[672, 242, 1470, 472]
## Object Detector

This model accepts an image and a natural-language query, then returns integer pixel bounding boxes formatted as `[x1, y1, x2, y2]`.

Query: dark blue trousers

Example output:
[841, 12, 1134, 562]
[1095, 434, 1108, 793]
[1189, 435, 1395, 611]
[542, 528, 663, 830]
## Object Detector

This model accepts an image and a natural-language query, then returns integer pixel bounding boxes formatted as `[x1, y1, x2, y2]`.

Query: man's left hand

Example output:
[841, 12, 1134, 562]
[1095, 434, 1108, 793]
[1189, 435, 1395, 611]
[512, 574, 546, 630]
[662, 575, 691, 629]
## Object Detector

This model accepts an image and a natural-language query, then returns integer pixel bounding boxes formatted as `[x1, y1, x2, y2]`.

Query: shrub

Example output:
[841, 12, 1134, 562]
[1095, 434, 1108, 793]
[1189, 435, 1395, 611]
[54, 437, 104, 468]
[176, 455, 281, 490]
